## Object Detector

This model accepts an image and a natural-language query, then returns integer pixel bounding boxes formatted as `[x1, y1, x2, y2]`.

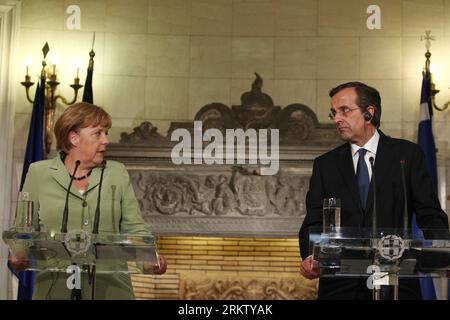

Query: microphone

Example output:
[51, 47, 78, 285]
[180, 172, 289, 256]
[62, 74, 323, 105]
[92, 161, 106, 235]
[89, 161, 106, 302]
[400, 160, 408, 237]
[369, 157, 377, 237]
[61, 160, 80, 233]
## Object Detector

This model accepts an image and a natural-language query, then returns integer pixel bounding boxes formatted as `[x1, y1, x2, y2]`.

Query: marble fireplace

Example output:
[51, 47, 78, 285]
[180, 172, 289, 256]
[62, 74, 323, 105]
[107, 74, 341, 299]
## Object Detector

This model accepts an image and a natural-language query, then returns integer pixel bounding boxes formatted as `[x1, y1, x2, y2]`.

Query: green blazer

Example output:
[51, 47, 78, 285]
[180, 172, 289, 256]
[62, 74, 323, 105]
[22, 155, 150, 300]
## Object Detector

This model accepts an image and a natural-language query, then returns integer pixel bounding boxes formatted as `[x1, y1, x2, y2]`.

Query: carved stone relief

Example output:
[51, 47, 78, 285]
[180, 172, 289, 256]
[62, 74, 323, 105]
[179, 277, 318, 300]
[118, 73, 341, 147]
[120, 121, 168, 145]
[127, 168, 310, 236]
[129, 170, 309, 218]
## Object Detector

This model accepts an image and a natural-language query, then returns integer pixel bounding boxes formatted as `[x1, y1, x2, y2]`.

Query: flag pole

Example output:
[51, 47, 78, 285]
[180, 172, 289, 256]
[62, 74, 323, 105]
[82, 32, 95, 104]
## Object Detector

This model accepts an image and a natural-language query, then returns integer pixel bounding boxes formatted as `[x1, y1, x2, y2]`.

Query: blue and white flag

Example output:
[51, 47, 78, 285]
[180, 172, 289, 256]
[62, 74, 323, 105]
[8, 75, 45, 300]
[416, 69, 444, 300]
[418, 70, 438, 185]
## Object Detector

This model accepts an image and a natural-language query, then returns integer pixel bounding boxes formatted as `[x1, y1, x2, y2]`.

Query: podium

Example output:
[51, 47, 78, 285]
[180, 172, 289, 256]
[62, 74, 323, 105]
[3, 228, 160, 300]
[310, 227, 450, 300]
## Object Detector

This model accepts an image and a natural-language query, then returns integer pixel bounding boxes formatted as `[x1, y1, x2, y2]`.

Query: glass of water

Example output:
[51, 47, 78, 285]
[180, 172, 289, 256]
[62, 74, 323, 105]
[321, 198, 342, 255]
[13, 192, 34, 232]
[322, 198, 341, 234]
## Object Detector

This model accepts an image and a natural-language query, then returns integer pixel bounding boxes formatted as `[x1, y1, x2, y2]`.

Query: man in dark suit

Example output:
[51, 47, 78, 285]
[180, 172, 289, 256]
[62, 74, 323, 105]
[298, 82, 449, 300]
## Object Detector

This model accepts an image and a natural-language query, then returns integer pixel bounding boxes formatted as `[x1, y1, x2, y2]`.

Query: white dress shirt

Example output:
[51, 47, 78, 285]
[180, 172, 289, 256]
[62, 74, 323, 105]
[350, 130, 380, 180]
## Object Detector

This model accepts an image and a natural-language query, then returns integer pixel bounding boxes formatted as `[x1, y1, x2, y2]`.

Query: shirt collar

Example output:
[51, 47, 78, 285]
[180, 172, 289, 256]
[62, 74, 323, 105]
[351, 130, 380, 156]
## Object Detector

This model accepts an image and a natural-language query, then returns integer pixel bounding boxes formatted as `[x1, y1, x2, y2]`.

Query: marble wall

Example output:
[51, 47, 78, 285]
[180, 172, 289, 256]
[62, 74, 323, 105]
[12, 0, 450, 203]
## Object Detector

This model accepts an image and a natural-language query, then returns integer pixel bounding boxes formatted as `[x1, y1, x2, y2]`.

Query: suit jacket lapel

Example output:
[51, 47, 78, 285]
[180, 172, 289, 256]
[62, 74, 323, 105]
[49, 156, 103, 198]
[336, 143, 364, 213]
[50, 156, 84, 200]
[85, 165, 103, 194]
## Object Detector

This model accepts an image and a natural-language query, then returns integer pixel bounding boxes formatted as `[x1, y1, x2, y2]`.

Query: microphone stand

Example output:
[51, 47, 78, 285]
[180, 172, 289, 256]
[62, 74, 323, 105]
[92, 161, 106, 234]
[369, 157, 377, 238]
[90, 161, 106, 300]
[61, 160, 82, 300]
[400, 160, 409, 238]
[61, 160, 80, 233]
[369, 157, 382, 300]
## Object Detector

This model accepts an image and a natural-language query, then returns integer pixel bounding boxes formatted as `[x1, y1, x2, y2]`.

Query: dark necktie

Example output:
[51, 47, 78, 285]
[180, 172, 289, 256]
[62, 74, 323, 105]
[356, 148, 370, 208]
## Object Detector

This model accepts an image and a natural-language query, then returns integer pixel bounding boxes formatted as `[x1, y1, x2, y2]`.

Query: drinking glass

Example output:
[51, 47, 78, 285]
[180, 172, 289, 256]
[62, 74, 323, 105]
[13, 192, 34, 231]
[322, 198, 341, 233]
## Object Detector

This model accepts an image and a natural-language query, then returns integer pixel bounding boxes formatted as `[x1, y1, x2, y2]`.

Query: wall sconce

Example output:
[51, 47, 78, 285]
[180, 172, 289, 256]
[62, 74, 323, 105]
[422, 31, 449, 112]
[20, 42, 84, 155]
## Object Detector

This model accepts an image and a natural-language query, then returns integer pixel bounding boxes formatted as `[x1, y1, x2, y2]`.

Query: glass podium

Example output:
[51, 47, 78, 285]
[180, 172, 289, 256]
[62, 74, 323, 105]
[2, 228, 160, 300]
[310, 227, 450, 300]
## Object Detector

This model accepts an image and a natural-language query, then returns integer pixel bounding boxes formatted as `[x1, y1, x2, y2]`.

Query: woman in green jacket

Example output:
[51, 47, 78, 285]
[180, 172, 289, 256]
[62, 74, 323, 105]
[9, 102, 166, 299]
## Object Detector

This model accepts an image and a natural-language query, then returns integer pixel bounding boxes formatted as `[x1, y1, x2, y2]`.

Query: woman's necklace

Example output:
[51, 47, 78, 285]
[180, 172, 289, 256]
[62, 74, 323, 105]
[69, 169, 93, 181]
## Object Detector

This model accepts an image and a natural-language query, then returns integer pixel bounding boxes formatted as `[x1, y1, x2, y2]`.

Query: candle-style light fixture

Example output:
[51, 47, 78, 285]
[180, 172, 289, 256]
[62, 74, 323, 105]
[421, 30, 449, 112]
[20, 42, 84, 155]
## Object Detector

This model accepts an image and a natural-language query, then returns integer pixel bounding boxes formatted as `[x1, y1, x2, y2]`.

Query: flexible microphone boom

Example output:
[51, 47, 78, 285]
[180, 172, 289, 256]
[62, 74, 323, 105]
[61, 160, 81, 233]
[400, 160, 408, 237]
[92, 161, 106, 234]
[369, 157, 377, 237]
[89, 161, 106, 301]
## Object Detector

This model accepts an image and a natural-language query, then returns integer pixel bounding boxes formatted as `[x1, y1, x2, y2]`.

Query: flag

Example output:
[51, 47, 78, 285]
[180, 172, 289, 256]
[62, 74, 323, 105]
[82, 60, 93, 103]
[418, 70, 438, 186]
[20, 79, 45, 189]
[8, 75, 45, 300]
[415, 69, 441, 300]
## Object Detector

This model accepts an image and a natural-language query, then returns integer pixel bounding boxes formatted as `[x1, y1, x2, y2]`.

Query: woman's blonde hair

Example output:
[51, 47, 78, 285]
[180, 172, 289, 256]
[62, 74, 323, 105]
[54, 102, 112, 153]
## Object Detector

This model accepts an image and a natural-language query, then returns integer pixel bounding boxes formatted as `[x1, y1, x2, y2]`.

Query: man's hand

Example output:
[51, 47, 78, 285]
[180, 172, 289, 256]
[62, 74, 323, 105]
[143, 255, 167, 275]
[299, 255, 320, 280]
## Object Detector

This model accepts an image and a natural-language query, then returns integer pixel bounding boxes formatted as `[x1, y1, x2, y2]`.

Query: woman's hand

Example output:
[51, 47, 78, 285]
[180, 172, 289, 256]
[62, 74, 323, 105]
[299, 255, 320, 280]
[8, 254, 30, 272]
